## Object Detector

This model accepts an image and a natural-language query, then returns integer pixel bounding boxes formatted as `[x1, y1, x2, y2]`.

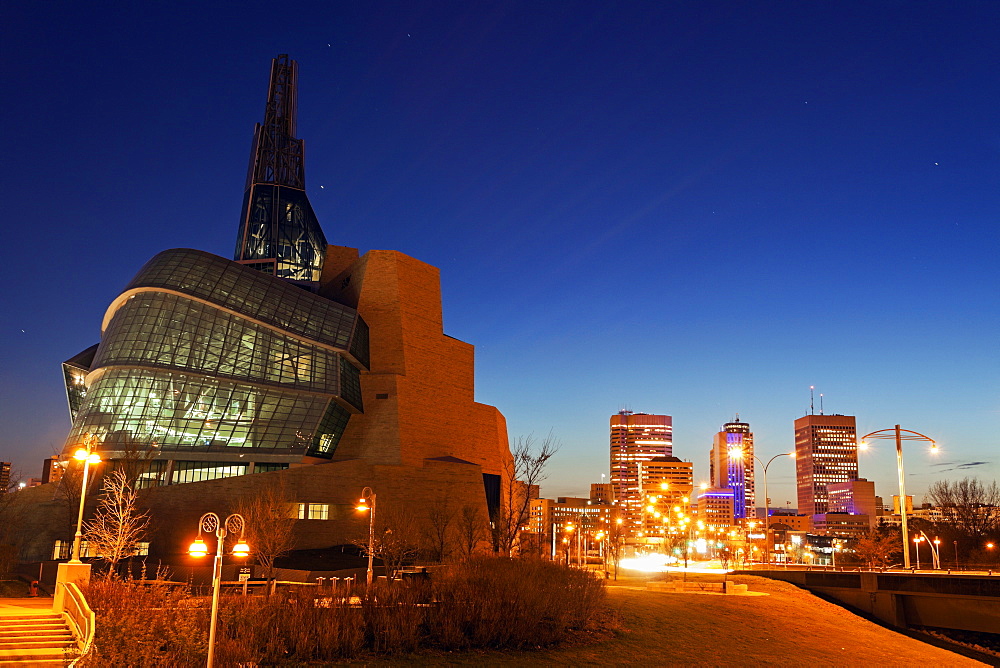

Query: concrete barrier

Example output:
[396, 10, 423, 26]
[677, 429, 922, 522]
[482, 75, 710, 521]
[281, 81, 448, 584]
[647, 580, 748, 594]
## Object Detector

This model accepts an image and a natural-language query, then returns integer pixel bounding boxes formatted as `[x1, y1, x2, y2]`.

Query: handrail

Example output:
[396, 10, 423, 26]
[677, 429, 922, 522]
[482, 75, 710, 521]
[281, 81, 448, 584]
[59, 581, 96, 667]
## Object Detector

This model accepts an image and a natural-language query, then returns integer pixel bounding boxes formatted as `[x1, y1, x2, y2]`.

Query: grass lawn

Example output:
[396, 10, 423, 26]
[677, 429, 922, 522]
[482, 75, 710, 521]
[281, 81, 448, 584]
[363, 573, 986, 666]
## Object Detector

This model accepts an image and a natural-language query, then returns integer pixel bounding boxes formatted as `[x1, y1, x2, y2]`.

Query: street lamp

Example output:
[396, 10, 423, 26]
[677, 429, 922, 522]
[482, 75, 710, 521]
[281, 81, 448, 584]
[356, 487, 377, 586]
[913, 535, 924, 570]
[69, 434, 102, 564]
[734, 449, 795, 569]
[859, 425, 936, 569]
[188, 512, 248, 668]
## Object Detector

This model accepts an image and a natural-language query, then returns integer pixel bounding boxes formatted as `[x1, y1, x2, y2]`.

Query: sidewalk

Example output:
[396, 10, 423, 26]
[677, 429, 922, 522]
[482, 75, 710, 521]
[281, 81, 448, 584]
[0, 597, 55, 616]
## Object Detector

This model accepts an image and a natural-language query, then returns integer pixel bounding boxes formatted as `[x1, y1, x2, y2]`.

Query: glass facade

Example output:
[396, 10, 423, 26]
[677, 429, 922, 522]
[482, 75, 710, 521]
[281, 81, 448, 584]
[234, 184, 327, 282]
[64, 249, 369, 477]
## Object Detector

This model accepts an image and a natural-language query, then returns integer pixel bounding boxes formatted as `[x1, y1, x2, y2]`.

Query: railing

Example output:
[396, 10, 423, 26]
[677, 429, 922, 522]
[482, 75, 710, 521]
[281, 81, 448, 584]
[59, 581, 96, 667]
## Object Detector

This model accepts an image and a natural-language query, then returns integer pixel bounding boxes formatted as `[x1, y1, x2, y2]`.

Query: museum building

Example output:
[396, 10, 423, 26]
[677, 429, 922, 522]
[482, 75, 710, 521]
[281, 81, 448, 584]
[19, 55, 511, 560]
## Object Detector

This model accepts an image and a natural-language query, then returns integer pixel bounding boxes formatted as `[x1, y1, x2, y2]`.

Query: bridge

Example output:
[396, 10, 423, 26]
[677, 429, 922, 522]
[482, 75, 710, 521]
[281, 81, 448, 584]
[740, 568, 1000, 634]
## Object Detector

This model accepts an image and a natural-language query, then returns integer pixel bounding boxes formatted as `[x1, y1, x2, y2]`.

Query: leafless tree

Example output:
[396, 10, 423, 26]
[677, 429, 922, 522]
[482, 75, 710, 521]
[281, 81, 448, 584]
[360, 505, 419, 580]
[0, 470, 28, 576]
[927, 477, 1000, 540]
[853, 529, 900, 568]
[421, 493, 456, 562]
[233, 481, 297, 581]
[456, 504, 488, 559]
[84, 469, 150, 572]
[606, 514, 627, 580]
[493, 433, 559, 556]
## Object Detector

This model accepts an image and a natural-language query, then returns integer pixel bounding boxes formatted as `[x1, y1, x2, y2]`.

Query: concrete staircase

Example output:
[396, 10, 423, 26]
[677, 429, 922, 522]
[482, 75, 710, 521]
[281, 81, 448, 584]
[0, 613, 76, 667]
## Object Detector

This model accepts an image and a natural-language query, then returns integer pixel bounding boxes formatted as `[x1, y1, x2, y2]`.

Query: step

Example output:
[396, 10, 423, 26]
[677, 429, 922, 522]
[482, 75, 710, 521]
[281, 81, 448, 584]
[0, 632, 71, 639]
[0, 639, 72, 648]
[0, 624, 65, 632]
[0, 646, 75, 661]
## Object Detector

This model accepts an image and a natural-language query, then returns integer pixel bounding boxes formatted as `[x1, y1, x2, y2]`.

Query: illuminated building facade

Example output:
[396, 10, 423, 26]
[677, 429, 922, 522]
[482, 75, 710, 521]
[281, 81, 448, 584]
[827, 477, 877, 529]
[696, 487, 736, 528]
[16, 55, 512, 561]
[794, 414, 858, 516]
[609, 410, 672, 534]
[639, 456, 693, 539]
[709, 417, 755, 520]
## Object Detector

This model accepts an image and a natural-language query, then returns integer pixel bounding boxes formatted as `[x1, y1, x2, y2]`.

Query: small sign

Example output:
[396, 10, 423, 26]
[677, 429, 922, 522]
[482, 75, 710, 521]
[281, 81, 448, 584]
[239, 567, 251, 582]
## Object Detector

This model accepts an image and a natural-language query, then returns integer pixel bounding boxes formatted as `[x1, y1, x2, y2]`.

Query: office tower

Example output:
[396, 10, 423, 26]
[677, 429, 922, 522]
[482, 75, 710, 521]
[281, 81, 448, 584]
[639, 456, 694, 538]
[709, 416, 756, 520]
[794, 414, 858, 516]
[697, 488, 736, 528]
[0, 462, 10, 492]
[41, 458, 64, 485]
[610, 410, 672, 533]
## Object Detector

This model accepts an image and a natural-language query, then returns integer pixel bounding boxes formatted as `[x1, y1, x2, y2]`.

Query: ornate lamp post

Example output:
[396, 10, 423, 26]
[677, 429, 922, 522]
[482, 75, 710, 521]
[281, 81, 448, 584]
[859, 425, 936, 569]
[189, 513, 249, 668]
[69, 433, 102, 564]
[356, 487, 376, 586]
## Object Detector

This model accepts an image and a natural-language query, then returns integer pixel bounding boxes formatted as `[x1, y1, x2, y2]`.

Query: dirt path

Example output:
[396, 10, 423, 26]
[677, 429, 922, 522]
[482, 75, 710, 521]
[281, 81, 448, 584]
[368, 574, 986, 666]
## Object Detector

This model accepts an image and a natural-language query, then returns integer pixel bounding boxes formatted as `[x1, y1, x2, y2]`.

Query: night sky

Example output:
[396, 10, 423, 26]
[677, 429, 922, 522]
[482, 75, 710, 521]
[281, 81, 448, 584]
[2, 1, 998, 507]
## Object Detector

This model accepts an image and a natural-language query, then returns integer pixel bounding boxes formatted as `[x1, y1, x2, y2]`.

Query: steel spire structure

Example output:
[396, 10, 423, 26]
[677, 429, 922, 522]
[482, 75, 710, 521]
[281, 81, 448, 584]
[234, 55, 327, 284]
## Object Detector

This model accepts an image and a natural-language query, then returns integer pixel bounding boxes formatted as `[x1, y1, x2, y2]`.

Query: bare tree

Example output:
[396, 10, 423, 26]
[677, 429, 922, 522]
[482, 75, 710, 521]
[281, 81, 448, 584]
[456, 504, 488, 559]
[233, 481, 296, 581]
[360, 505, 419, 580]
[0, 470, 28, 577]
[853, 529, 900, 569]
[493, 433, 559, 556]
[606, 515, 627, 579]
[84, 469, 150, 572]
[421, 493, 455, 563]
[927, 477, 1000, 540]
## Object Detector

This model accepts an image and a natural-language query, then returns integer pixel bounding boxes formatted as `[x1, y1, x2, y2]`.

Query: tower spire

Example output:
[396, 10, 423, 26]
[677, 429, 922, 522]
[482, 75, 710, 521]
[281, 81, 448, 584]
[234, 55, 327, 284]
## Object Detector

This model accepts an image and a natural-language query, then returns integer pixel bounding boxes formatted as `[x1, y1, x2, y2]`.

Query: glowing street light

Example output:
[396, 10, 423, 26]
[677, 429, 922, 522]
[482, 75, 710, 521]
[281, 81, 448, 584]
[859, 425, 936, 569]
[69, 434, 102, 564]
[732, 448, 795, 569]
[357, 487, 377, 586]
[189, 512, 248, 668]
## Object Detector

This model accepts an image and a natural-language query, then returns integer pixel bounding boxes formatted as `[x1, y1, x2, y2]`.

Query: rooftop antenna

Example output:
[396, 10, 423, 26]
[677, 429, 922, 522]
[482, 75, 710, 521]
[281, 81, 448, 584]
[819, 393, 824, 415]
[810, 386, 815, 415]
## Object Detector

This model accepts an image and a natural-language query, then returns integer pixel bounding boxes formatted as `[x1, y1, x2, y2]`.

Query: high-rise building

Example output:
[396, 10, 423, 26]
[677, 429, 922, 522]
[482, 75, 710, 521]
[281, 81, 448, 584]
[0, 462, 10, 492]
[709, 416, 755, 520]
[696, 487, 736, 528]
[794, 414, 858, 516]
[15, 55, 513, 562]
[639, 456, 694, 538]
[610, 410, 672, 533]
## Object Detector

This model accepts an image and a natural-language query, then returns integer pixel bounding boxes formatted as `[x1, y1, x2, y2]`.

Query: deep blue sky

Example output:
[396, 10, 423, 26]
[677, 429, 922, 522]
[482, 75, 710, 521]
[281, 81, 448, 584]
[2, 1, 997, 506]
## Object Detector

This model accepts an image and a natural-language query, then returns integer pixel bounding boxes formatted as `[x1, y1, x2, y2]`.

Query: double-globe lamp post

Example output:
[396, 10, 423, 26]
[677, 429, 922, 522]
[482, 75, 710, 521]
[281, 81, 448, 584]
[69, 433, 102, 564]
[188, 513, 249, 668]
[356, 487, 377, 586]
[859, 425, 936, 570]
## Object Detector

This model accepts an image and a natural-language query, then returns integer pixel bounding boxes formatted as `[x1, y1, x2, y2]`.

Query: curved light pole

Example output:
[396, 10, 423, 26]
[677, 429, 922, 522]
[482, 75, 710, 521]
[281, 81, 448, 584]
[69, 433, 102, 564]
[859, 425, 936, 569]
[737, 450, 795, 568]
[189, 512, 248, 668]
[356, 487, 376, 586]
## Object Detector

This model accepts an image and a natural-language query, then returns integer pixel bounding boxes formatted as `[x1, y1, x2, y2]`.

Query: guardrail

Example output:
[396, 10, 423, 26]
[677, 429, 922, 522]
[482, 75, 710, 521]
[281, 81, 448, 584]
[59, 581, 96, 667]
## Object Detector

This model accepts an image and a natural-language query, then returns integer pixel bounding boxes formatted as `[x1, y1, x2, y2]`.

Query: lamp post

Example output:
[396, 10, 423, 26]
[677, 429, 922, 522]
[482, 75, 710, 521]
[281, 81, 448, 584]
[356, 487, 377, 586]
[859, 426, 936, 569]
[742, 451, 795, 569]
[69, 433, 102, 564]
[188, 512, 248, 668]
[913, 536, 923, 570]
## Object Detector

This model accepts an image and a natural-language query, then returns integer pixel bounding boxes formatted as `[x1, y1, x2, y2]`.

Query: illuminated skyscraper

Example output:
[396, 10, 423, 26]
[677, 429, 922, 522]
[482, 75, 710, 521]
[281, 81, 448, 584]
[709, 417, 756, 519]
[794, 414, 858, 515]
[610, 410, 672, 533]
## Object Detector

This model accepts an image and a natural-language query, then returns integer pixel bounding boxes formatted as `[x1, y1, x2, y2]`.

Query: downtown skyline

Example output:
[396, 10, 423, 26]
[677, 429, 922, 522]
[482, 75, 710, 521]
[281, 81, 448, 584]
[2, 1, 997, 508]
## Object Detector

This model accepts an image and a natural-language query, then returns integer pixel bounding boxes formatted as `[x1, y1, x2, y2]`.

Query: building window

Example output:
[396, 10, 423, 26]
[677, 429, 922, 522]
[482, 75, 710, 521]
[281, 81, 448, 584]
[297, 503, 329, 520]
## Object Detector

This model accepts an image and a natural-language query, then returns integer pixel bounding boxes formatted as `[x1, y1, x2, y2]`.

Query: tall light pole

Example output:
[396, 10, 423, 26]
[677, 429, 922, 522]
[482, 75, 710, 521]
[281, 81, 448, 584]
[735, 449, 795, 569]
[69, 433, 102, 564]
[859, 426, 936, 569]
[188, 512, 249, 668]
[356, 487, 377, 586]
